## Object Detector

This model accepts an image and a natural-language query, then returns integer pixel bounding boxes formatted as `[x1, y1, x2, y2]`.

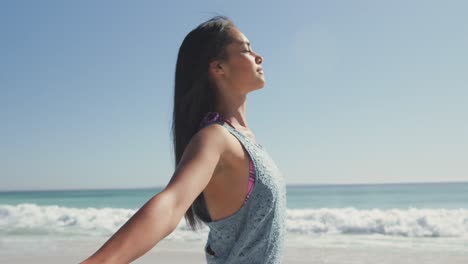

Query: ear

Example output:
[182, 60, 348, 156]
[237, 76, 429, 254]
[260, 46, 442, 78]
[209, 60, 225, 76]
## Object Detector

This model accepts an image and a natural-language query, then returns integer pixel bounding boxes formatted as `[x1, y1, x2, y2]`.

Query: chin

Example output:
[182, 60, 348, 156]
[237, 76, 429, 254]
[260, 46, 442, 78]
[246, 80, 266, 93]
[258, 80, 266, 88]
[252, 84, 265, 92]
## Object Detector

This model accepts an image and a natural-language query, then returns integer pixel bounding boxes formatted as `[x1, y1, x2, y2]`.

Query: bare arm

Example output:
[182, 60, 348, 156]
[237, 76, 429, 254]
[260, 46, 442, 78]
[80, 125, 226, 264]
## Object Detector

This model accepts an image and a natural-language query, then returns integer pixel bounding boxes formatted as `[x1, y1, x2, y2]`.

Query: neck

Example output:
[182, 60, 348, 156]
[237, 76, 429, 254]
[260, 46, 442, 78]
[215, 92, 249, 129]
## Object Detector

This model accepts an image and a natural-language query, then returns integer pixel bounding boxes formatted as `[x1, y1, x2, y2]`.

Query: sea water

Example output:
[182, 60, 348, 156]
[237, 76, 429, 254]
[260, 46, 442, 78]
[1, 182, 467, 254]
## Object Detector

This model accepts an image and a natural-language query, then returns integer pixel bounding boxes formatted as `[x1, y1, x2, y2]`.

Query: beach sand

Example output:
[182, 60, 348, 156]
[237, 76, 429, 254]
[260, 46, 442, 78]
[1, 238, 467, 264]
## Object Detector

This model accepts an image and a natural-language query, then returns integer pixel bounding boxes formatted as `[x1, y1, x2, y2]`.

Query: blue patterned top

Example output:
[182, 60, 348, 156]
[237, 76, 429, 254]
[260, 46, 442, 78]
[197, 112, 287, 264]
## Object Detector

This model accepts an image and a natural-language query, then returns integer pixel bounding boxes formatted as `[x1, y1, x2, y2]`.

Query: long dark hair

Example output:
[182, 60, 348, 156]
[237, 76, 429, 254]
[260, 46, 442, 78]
[170, 16, 236, 230]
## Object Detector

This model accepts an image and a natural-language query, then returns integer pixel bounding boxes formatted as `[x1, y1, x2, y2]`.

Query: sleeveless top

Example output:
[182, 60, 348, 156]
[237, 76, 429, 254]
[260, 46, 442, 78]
[199, 112, 256, 204]
[196, 112, 287, 264]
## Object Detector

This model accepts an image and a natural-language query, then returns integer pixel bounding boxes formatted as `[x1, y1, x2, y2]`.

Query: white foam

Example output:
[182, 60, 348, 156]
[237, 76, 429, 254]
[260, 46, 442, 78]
[1, 204, 467, 240]
[286, 207, 468, 238]
[0, 203, 135, 237]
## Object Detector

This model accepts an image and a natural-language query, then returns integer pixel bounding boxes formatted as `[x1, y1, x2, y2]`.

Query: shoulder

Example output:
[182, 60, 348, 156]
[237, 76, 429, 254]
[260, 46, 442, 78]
[191, 123, 231, 155]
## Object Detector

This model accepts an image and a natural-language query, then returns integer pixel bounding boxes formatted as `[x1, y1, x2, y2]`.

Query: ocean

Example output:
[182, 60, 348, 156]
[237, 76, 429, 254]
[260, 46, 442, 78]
[1, 182, 467, 255]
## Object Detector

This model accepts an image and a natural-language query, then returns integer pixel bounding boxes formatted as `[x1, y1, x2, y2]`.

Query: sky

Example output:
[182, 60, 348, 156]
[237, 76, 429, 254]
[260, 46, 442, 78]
[1, 0, 467, 191]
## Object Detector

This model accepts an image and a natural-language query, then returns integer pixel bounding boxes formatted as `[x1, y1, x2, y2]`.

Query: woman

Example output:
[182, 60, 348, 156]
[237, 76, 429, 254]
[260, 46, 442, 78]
[81, 15, 286, 264]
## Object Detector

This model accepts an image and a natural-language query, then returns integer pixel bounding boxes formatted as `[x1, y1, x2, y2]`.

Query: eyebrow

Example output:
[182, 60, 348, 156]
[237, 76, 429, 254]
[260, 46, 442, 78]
[236, 40, 250, 47]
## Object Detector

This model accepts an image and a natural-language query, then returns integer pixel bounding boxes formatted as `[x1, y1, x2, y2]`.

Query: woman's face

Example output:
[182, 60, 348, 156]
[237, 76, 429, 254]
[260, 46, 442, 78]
[214, 27, 265, 94]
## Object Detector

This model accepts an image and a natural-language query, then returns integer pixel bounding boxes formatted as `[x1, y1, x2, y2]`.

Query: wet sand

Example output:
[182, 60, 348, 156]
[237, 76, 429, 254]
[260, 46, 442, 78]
[1, 238, 467, 263]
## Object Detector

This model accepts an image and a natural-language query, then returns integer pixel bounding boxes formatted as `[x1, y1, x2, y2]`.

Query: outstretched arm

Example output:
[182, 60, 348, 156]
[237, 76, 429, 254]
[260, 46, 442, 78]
[80, 190, 178, 264]
[80, 125, 226, 264]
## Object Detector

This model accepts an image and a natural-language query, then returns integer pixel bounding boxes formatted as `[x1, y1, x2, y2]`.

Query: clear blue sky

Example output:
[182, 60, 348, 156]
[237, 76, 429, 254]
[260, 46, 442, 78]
[1, 0, 467, 191]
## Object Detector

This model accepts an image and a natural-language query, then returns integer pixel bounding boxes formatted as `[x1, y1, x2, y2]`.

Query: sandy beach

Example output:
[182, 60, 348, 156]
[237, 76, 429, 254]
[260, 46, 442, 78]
[1, 238, 467, 264]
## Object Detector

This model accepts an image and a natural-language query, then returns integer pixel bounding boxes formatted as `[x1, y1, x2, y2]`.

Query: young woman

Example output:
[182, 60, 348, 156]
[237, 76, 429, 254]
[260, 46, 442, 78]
[81, 16, 286, 264]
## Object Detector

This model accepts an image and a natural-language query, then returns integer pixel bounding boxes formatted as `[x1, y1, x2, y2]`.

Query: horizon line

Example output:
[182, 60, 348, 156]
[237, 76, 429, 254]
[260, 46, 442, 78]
[1, 180, 467, 193]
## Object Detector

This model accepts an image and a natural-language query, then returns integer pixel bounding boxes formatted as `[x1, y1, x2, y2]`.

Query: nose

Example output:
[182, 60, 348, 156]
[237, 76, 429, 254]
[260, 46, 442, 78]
[255, 54, 263, 64]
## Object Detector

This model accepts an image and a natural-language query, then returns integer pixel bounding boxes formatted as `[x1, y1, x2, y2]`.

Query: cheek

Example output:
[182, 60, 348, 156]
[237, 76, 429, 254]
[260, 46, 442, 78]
[231, 68, 253, 84]
[233, 60, 254, 76]
[226, 57, 255, 81]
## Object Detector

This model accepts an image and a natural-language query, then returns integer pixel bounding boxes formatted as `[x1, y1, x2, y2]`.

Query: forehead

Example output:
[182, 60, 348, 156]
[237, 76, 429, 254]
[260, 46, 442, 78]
[228, 28, 251, 48]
